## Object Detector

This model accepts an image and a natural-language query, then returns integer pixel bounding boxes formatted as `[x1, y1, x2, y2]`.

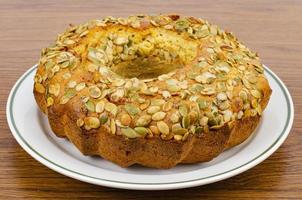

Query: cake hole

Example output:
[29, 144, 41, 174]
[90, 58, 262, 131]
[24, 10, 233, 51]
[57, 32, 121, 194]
[88, 26, 198, 79]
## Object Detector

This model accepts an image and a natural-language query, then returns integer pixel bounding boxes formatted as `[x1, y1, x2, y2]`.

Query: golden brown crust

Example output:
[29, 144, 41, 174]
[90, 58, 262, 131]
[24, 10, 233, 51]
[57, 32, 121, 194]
[45, 100, 232, 168]
[33, 14, 272, 168]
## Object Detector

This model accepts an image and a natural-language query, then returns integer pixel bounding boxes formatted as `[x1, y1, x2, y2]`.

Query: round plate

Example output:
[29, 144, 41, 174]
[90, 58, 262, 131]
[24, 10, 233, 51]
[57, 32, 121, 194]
[7, 64, 294, 190]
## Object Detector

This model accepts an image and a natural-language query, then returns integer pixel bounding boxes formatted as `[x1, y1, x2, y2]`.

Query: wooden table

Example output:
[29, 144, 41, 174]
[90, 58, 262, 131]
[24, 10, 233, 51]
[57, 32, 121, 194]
[1, 0, 301, 199]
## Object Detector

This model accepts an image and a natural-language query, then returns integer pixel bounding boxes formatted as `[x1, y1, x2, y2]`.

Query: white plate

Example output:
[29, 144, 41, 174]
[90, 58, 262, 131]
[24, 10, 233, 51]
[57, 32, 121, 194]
[7, 64, 294, 190]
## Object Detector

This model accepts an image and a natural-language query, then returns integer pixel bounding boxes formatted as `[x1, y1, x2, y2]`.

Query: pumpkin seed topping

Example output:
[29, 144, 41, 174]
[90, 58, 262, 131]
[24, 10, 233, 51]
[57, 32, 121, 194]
[157, 121, 170, 135]
[162, 101, 173, 111]
[84, 117, 100, 129]
[182, 115, 190, 128]
[251, 89, 262, 98]
[147, 106, 161, 114]
[75, 82, 86, 91]
[110, 119, 116, 134]
[88, 86, 102, 98]
[99, 114, 109, 124]
[48, 83, 60, 96]
[105, 102, 118, 116]
[140, 100, 150, 110]
[136, 115, 152, 127]
[125, 104, 140, 115]
[114, 36, 129, 45]
[134, 127, 148, 137]
[162, 91, 171, 99]
[172, 124, 188, 135]
[151, 99, 165, 106]
[170, 112, 180, 123]
[85, 100, 95, 112]
[36, 15, 268, 141]
[46, 97, 54, 107]
[149, 125, 160, 135]
[152, 111, 166, 121]
[35, 83, 45, 94]
[217, 92, 227, 101]
[121, 113, 132, 126]
[95, 101, 105, 113]
[76, 118, 84, 127]
[121, 127, 141, 138]
[237, 110, 244, 119]
[179, 104, 188, 117]
[59, 89, 76, 104]
[174, 135, 183, 141]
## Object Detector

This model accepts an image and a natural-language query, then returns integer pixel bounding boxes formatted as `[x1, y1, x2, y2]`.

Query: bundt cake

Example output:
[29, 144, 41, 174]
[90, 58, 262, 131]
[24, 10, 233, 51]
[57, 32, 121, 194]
[33, 14, 272, 168]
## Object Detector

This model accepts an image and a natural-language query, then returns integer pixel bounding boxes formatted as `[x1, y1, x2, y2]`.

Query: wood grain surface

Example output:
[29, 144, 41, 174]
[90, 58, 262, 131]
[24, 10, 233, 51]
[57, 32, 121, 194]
[0, 0, 301, 199]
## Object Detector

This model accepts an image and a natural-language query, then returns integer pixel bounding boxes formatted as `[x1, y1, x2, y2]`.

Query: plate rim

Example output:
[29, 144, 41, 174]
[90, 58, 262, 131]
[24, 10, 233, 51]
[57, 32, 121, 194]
[6, 64, 294, 190]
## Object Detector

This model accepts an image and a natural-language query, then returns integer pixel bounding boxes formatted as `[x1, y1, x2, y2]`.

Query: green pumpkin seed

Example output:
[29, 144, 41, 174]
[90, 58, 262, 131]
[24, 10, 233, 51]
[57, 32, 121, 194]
[147, 106, 161, 114]
[59, 96, 69, 104]
[195, 126, 203, 135]
[64, 89, 76, 99]
[99, 114, 108, 124]
[172, 123, 182, 131]
[84, 117, 100, 129]
[157, 121, 170, 135]
[251, 89, 262, 99]
[136, 115, 152, 127]
[75, 82, 86, 91]
[172, 125, 187, 135]
[95, 101, 105, 113]
[182, 115, 190, 128]
[121, 127, 141, 138]
[197, 99, 207, 109]
[125, 104, 140, 115]
[151, 99, 165, 106]
[208, 117, 221, 126]
[105, 102, 118, 116]
[44, 60, 55, 70]
[134, 127, 148, 137]
[167, 85, 181, 92]
[152, 112, 166, 121]
[175, 19, 189, 31]
[179, 104, 188, 117]
[218, 101, 230, 110]
[85, 100, 95, 112]
[88, 85, 102, 98]
[170, 112, 180, 123]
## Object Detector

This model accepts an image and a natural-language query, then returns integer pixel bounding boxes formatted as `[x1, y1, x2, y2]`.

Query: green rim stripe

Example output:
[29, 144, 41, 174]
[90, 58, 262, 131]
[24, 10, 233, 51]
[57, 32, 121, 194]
[9, 66, 291, 185]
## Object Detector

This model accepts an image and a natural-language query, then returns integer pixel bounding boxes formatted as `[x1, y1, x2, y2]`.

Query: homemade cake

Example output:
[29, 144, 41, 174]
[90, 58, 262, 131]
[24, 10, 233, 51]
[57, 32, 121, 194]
[33, 14, 272, 168]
